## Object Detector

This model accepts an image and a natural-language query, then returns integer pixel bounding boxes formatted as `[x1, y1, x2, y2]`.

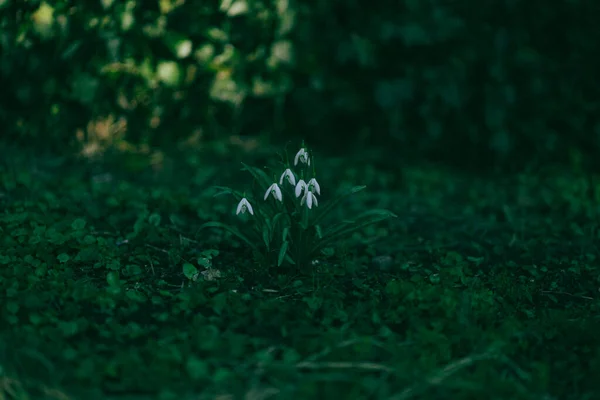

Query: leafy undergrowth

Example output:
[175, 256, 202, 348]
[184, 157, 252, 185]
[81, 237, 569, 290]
[1, 143, 599, 400]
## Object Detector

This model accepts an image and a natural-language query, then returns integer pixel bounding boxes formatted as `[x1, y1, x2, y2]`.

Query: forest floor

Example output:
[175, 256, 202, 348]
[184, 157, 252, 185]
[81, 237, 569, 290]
[1, 141, 599, 399]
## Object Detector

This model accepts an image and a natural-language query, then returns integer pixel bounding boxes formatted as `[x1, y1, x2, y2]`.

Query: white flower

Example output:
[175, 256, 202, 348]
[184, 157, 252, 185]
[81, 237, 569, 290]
[264, 183, 283, 202]
[301, 190, 318, 209]
[294, 148, 310, 166]
[307, 178, 320, 195]
[295, 179, 307, 198]
[236, 198, 254, 215]
[279, 168, 296, 186]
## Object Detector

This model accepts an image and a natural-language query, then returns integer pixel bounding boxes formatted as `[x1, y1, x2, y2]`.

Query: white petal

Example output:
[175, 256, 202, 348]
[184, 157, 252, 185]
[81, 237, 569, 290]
[311, 192, 318, 207]
[306, 192, 313, 208]
[294, 149, 304, 166]
[265, 183, 283, 202]
[308, 178, 320, 195]
[286, 170, 296, 186]
[264, 184, 275, 200]
[274, 184, 283, 201]
[236, 198, 253, 215]
[301, 152, 308, 164]
[295, 180, 305, 197]
[279, 170, 288, 185]
[300, 191, 307, 206]
[295, 148, 310, 165]
[280, 169, 296, 186]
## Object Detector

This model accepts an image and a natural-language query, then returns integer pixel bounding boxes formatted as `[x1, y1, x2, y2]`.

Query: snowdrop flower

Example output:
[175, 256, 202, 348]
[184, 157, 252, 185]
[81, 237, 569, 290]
[295, 179, 307, 198]
[236, 198, 254, 215]
[279, 168, 296, 186]
[264, 182, 283, 201]
[294, 148, 310, 166]
[301, 190, 318, 209]
[307, 178, 320, 195]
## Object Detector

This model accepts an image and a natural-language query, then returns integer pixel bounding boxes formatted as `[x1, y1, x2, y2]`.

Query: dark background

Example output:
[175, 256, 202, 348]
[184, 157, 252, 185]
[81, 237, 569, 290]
[2, 0, 599, 170]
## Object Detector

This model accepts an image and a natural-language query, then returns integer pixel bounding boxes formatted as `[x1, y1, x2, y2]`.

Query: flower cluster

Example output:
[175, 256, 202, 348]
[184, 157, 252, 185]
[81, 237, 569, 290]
[236, 146, 320, 216]
[201, 142, 396, 270]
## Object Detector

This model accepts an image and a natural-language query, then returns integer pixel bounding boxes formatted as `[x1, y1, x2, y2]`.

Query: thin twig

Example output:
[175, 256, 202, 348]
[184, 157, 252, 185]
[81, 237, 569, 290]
[294, 361, 395, 373]
[169, 227, 200, 243]
[145, 244, 169, 254]
[148, 255, 155, 275]
[90, 230, 118, 236]
[388, 352, 498, 400]
[541, 290, 593, 300]
[303, 338, 403, 363]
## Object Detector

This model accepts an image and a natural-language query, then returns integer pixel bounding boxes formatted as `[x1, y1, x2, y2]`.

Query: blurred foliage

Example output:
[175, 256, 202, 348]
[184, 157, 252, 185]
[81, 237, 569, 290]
[1, 0, 600, 168]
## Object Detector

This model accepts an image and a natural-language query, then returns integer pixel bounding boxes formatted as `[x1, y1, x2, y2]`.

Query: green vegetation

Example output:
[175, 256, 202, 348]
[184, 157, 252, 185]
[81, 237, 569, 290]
[2, 1, 599, 398]
[201, 144, 396, 270]
[1, 142, 599, 399]
[2, 1, 600, 168]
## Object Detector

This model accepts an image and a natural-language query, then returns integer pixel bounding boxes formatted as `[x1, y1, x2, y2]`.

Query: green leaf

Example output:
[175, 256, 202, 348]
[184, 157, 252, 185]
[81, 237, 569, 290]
[263, 212, 273, 233]
[271, 212, 284, 229]
[285, 254, 296, 265]
[282, 226, 290, 242]
[323, 209, 396, 236]
[315, 225, 323, 239]
[313, 209, 396, 253]
[106, 271, 120, 287]
[186, 356, 209, 380]
[149, 213, 161, 227]
[71, 218, 86, 230]
[211, 186, 233, 197]
[271, 212, 289, 242]
[200, 249, 220, 258]
[211, 186, 245, 199]
[198, 221, 259, 252]
[126, 264, 142, 275]
[107, 260, 120, 270]
[262, 228, 270, 251]
[313, 185, 367, 225]
[241, 162, 273, 188]
[278, 241, 289, 266]
[6, 302, 19, 314]
[183, 263, 199, 279]
[57, 253, 70, 263]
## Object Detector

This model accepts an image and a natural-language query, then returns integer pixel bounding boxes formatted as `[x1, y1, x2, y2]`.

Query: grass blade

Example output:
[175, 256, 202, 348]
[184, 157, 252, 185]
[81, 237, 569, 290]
[278, 241, 289, 266]
[241, 162, 273, 189]
[313, 209, 396, 253]
[313, 185, 366, 225]
[198, 221, 259, 252]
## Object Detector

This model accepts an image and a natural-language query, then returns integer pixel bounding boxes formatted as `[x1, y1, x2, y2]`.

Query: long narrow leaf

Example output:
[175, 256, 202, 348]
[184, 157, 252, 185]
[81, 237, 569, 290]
[322, 209, 397, 238]
[198, 221, 259, 252]
[270, 212, 288, 242]
[312, 209, 396, 253]
[278, 241, 289, 266]
[210, 186, 235, 197]
[282, 226, 290, 242]
[312, 185, 366, 225]
[241, 162, 273, 189]
[315, 224, 323, 239]
[210, 186, 251, 201]
[262, 228, 270, 251]
[315, 216, 390, 251]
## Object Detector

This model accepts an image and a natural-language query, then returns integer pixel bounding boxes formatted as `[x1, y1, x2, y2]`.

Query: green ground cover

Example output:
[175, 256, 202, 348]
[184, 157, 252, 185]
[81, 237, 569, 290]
[1, 143, 599, 399]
